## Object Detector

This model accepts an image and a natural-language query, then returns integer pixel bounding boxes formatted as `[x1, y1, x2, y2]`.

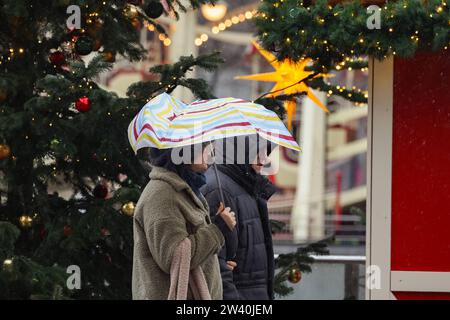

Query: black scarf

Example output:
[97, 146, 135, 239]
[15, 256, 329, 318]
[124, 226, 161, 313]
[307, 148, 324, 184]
[180, 169, 206, 198]
[217, 164, 276, 200]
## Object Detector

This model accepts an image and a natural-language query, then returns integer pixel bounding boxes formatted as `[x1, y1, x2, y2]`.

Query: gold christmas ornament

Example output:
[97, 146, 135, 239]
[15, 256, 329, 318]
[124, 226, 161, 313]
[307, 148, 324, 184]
[0, 88, 7, 102]
[121, 202, 136, 217]
[102, 51, 116, 63]
[123, 4, 139, 20]
[19, 215, 33, 228]
[0, 144, 11, 160]
[288, 267, 302, 284]
[3, 259, 13, 272]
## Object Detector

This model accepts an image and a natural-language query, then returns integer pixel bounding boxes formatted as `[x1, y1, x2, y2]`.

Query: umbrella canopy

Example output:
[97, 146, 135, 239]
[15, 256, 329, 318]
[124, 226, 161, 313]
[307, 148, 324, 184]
[128, 93, 300, 154]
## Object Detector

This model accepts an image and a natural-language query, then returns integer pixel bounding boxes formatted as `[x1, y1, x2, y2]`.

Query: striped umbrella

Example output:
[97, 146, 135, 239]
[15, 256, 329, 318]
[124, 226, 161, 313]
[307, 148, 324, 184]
[128, 92, 300, 153]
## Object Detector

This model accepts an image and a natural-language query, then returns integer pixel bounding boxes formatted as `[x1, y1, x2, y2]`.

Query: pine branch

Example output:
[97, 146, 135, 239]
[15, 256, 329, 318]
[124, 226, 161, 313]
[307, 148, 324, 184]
[273, 239, 331, 297]
[270, 219, 286, 233]
[0, 222, 20, 260]
[127, 51, 224, 103]
[256, 0, 449, 66]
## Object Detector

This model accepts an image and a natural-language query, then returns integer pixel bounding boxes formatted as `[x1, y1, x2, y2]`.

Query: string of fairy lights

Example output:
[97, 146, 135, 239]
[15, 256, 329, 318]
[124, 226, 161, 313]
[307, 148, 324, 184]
[144, 21, 172, 47]
[0, 48, 26, 65]
[195, 9, 258, 46]
[143, 7, 259, 48]
[141, 8, 260, 48]
[256, 0, 449, 65]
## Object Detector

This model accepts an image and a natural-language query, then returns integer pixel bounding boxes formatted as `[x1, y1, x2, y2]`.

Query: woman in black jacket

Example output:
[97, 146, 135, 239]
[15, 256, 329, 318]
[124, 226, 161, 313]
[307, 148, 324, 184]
[201, 136, 277, 300]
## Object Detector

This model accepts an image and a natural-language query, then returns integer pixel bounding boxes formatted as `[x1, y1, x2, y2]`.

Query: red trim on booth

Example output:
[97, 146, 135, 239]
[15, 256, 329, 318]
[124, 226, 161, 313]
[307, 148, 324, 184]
[394, 292, 450, 300]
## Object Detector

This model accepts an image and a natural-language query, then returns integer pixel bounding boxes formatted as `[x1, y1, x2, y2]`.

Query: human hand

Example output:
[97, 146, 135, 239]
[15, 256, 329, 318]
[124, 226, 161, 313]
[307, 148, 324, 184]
[226, 260, 237, 271]
[217, 202, 236, 230]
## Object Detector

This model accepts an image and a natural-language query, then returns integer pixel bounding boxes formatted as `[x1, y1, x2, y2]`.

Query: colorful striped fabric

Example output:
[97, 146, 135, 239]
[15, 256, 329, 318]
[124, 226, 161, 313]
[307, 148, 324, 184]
[128, 92, 300, 153]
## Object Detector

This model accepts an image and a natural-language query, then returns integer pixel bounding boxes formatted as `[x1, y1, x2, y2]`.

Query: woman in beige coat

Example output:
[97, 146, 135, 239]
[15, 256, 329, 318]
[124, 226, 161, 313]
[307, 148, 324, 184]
[132, 143, 236, 300]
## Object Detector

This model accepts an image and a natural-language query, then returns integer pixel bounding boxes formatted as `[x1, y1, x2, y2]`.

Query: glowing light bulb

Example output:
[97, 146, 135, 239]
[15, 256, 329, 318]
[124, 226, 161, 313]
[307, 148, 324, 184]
[201, 2, 228, 22]
[194, 38, 203, 46]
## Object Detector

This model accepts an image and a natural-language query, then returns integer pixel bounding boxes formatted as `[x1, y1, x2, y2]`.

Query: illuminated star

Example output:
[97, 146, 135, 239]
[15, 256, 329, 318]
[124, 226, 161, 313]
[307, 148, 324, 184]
[236, 41, 329, 130]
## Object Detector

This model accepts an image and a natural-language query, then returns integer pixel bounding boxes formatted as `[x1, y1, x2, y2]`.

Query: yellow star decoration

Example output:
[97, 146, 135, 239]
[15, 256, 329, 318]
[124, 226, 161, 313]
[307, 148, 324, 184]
[236, 41, 330, 130]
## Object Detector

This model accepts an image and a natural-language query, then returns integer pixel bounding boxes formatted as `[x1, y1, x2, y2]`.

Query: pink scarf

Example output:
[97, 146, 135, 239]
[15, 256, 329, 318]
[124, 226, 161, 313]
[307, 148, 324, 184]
[168, 238, 211, 300]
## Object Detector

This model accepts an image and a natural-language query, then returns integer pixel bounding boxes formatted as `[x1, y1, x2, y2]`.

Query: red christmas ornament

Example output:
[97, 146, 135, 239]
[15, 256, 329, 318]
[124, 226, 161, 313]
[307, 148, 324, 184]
[288, 268, 302, 284]
[39, 227, 48, 240]
[93, 183, 108, 199]
[101, 227, 111, 237]
[63, 225, 72, 238]
[49, 51, 65, 66]
[75, 96, 91, 112]
[92, 39, 102, 51]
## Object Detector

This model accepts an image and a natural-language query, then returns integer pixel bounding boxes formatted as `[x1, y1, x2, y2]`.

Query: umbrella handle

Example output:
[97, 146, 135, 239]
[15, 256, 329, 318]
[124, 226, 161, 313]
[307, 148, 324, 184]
[209, 142, 226, 213]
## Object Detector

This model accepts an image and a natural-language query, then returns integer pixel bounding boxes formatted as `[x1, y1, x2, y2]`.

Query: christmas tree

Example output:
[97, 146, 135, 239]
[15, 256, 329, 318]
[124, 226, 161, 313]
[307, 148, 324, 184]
[0, 0, 224, 299]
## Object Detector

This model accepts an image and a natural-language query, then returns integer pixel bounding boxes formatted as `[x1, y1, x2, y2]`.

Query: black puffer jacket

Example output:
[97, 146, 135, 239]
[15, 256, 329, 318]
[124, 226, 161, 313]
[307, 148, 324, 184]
[201, 166, 276, 300]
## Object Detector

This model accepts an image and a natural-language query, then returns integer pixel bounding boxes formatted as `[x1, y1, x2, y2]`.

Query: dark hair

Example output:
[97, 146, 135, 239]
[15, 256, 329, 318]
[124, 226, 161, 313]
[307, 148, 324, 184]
[215, 135, 275, 165]
[146, 142, 210, 176]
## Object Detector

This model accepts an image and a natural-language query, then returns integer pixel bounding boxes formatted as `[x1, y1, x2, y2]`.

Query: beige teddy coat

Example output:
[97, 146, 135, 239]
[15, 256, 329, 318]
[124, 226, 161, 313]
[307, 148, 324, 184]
[132, 166, 225, 300]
